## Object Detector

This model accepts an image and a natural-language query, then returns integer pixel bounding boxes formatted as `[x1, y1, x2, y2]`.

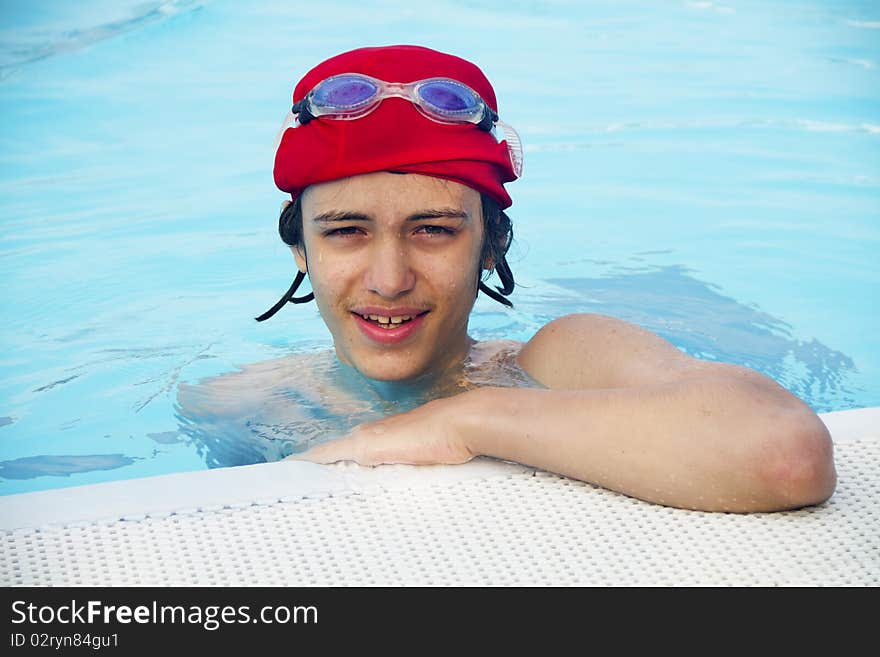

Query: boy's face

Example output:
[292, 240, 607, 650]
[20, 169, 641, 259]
[295, 172, 485, 382]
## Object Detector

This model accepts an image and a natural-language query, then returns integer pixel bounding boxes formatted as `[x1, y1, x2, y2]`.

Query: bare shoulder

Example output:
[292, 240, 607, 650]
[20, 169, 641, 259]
[176, 351, 328, 418]
[517, 313, 727, 390]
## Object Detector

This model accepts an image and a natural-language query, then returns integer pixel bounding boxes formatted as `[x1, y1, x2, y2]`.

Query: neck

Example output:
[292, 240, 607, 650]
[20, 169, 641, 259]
[337, 337, 476, 403]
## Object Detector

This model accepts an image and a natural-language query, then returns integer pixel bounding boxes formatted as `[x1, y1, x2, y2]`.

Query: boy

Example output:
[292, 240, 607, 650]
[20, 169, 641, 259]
[184, 44, 835, 512]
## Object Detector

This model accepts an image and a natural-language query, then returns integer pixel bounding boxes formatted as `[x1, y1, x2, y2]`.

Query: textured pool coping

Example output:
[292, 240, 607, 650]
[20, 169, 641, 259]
[0, 455, 530, 532]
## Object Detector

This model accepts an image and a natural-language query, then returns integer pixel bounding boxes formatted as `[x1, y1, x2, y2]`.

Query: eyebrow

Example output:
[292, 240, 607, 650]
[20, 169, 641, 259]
[311, 208, 470, 224]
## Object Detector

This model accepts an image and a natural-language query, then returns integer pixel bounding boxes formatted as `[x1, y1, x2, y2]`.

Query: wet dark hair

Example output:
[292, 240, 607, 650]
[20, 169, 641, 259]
[255, 191, 515, 321]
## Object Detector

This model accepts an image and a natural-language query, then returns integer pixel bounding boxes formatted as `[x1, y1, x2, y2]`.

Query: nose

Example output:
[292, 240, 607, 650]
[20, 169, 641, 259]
[363, 239, 416, 299]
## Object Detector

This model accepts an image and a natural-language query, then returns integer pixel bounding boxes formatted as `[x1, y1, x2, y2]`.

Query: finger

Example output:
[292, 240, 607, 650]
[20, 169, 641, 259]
[290, 447, 352, 464]
[290, 435, 362, 464]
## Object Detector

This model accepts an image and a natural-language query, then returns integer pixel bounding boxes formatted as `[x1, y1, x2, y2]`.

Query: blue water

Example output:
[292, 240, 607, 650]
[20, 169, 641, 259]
[1, 0, 878, 495]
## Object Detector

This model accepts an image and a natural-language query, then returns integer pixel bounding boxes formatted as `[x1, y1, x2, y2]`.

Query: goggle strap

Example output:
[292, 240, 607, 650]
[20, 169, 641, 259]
[497, 119, 523, 177]
[477, 107, 498, 132]
[272, 109, 295, 154]
[478, 281, 513, 308]
[492, 256, 515, 295]
[254, 271, 314, 322]
[292, 99, 316, 125]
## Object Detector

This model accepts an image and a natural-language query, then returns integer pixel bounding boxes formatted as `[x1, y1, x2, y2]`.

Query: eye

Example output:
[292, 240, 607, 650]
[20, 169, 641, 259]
[323, 226, 363, 238]
[416, 225, 456, 236]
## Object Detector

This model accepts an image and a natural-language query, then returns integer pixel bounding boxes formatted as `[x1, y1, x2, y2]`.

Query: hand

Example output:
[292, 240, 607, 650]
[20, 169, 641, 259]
[290, 394, 475, 466]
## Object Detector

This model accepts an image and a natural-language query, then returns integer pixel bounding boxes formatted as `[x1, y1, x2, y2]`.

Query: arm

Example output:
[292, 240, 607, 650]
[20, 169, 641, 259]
[501, 313, 836, 511]
[460, 381, 834, 512]
[298, 314, 836, 512]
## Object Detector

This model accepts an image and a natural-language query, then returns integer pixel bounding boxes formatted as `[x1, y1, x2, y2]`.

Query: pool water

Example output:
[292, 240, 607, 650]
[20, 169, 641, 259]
[1, 0, 878, 495]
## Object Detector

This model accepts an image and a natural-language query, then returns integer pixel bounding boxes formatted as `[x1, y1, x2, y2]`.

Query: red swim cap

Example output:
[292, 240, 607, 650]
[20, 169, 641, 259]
[273, 45, 519, 209]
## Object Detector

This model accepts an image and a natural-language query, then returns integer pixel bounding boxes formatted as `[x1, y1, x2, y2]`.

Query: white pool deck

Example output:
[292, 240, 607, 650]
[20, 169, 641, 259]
[1, 407, 878, 586]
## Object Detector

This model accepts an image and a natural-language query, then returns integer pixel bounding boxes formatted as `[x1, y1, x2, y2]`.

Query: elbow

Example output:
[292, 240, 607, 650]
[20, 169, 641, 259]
[758, 411, 837, 511]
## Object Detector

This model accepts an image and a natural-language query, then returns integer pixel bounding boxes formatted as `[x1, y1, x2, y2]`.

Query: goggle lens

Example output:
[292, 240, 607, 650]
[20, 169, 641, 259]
[418, 80, 480, 115]
[313, 76, 378, 109]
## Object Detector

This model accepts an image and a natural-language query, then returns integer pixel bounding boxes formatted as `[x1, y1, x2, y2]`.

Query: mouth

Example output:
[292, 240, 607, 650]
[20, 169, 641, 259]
[353, 312, 425, 329]
[350, 309, 430, 344]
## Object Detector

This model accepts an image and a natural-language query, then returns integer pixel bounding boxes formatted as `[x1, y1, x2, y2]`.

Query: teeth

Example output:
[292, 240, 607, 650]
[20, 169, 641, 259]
[359, 313, 416, 327]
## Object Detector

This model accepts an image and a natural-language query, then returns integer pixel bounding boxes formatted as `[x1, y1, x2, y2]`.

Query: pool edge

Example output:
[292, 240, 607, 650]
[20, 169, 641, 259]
[0, 406, 876, 532]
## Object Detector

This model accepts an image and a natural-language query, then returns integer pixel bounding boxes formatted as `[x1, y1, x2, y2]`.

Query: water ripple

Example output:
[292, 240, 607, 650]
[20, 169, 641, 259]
[845, 19, 880, 29]
[0, 0, 205, 76]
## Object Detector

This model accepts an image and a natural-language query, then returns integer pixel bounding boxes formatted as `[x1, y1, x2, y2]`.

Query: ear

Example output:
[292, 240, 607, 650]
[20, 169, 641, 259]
[482, 254, 495, 271]
[291, 245, 308, 273]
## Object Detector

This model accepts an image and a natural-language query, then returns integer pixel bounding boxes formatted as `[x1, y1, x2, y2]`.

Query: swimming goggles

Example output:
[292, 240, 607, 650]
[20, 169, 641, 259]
[294, 73, 498, 130]
[274, 73, 524, 177]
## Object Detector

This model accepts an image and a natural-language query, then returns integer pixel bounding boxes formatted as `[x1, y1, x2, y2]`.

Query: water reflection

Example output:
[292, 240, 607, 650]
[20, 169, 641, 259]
[0, 453, 138, 480]
[146, 431, 182, 444]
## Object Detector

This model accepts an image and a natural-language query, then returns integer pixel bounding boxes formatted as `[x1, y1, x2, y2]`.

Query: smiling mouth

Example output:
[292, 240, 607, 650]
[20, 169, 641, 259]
[354, 312, 427, 329]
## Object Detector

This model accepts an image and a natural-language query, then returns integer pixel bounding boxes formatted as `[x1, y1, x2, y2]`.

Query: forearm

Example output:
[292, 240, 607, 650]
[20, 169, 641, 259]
[460, 377, 836, 512]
